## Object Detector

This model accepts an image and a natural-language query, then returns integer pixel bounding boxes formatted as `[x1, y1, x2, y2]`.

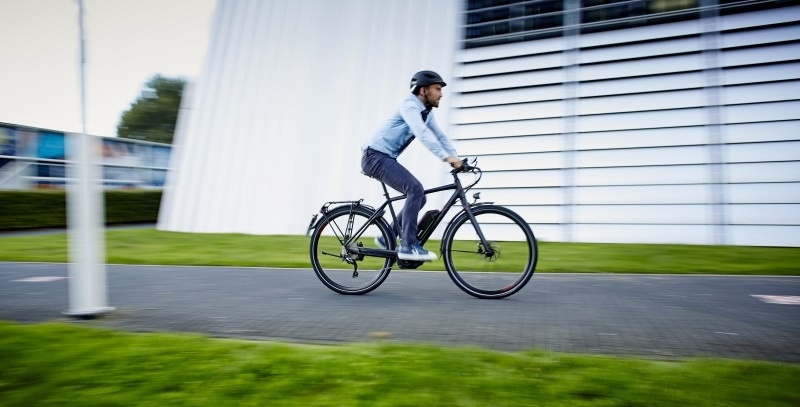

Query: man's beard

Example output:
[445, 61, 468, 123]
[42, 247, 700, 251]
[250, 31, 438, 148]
[425, 95, 438, 109]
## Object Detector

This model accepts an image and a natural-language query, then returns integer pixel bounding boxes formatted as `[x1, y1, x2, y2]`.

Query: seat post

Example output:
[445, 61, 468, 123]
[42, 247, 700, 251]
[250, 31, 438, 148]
[379, 182, 402, 238]
[380, 182, 391, 200]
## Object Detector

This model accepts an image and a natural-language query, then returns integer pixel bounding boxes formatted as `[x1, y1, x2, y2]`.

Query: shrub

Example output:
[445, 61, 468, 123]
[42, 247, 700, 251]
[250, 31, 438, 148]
[0, 190, 162, 230]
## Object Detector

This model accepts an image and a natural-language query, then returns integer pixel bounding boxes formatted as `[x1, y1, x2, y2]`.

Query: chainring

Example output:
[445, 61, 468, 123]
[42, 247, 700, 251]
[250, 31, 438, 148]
[397, 259, 424, 269]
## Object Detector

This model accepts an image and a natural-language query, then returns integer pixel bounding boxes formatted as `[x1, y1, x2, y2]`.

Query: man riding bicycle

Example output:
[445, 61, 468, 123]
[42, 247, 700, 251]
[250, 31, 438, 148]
[360, 70, 462, 262]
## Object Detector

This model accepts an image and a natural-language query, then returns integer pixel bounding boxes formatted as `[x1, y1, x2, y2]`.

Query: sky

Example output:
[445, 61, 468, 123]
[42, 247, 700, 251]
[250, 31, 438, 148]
[0, 0, 217, 137]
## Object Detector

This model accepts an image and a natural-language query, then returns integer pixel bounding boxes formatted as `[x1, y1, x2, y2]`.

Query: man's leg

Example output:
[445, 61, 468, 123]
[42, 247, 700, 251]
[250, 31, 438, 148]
[361, 150, 425, 246]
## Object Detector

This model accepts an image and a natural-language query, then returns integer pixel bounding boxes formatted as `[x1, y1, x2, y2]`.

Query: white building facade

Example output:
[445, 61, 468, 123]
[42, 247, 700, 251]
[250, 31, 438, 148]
[160, 0, 800, 247]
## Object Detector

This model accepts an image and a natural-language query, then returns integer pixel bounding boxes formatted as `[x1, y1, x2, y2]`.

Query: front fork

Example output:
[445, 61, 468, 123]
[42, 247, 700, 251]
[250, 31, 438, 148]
[454, 190, 495, 259]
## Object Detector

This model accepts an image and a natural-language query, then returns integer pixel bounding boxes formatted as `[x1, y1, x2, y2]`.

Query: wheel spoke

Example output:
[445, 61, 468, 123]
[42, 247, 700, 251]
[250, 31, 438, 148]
[310, 206, 393, 295]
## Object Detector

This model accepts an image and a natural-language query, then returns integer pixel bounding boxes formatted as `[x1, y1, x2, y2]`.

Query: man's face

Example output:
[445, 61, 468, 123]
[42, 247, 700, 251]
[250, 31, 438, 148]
[421, 84, 443, 108]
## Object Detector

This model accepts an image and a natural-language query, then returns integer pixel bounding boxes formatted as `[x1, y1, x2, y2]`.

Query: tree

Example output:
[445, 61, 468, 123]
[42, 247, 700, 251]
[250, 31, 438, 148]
[117, 75, 185, 144]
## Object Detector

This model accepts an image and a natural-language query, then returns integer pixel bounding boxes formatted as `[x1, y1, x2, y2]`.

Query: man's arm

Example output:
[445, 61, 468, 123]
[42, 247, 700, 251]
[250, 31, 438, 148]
[428, 115, 458, 158]
[426, 114, 461, 168]
[399, 101, 451, 160]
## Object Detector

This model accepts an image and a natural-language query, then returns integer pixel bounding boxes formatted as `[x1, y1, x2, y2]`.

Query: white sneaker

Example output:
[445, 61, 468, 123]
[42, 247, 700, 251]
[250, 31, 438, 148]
[397, 243, 437, 261]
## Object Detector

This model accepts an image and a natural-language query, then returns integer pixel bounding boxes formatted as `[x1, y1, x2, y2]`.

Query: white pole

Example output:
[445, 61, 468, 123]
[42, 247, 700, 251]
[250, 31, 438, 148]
[65, 0, 113, 317]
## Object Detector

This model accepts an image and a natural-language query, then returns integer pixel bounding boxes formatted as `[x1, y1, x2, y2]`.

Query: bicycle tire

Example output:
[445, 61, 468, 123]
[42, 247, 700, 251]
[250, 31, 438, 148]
[309, 205, 394, 295]
[441, 205, 537, 299]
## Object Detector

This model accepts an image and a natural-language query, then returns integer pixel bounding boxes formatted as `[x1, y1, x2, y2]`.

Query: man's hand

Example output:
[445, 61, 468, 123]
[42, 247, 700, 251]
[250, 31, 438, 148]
[445, 156, 462, 169]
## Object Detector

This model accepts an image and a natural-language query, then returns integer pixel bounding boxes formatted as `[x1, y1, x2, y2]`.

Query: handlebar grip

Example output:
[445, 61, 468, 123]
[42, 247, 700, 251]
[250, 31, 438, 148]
[451, 158, 475, 174]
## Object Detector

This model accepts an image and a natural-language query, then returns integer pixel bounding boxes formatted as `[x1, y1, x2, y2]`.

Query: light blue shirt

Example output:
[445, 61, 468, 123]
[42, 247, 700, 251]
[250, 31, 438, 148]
[362, 92, 457, 160]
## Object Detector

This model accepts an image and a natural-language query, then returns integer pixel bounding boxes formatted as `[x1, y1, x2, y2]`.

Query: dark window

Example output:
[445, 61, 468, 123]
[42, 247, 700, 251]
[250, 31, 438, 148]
[581, 0, 698, 34]
[462, 0, 797, 48]
[719, 0, 797, 16]
[464, 0, 565, 49]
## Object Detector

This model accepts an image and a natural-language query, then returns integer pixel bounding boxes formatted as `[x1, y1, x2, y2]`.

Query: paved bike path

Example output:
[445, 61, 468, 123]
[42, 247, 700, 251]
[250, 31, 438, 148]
[1, 262, 798, 362]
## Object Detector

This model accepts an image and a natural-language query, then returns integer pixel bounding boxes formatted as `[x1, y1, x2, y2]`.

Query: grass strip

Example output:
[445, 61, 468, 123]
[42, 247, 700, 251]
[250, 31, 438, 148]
[0, 321, 798, 406]
[0, 228, 798, 275]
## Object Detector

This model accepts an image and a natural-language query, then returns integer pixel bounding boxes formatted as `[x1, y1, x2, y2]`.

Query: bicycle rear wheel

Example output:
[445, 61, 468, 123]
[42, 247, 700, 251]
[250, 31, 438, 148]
[441, 205, 537, 299]
[309, 205, 394, 295]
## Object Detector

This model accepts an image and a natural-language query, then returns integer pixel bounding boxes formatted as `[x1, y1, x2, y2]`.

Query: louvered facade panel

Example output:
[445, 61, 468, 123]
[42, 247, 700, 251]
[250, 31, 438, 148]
[725, 121, 800, 143]
[458, 69, 564, 92]
[727, 162, 800, 183]
[578, 90, 706, 115]
[575, 165, 711, 186]
[573, 185, 712, 205]
[729, 204, 800, 226]
[478, 169, 564, 188]
[453, 118, 565, 139]
[451, 3, 800, 246]
[728, 226, 800, 246]
[456, 85, 564, 107]
[475, 151, 566, 171]
[509, 205, 566, 225]
[720, 25, 800, 48]
[722, 62, 800, 86]
[453, 101, 565, 124]
[576, 127, 707, 150]
[579, 20, 701, 47]
[579, 37, 703, 64]
[576, 109, 707, 132]
[458, 134, 563, 155]
[455, 53, 564, 77]
[723, 81, 800, 105]
[725, 141, 800, 163]
[575, 146, 709, 168]
[472, 187, 564, 206]
[727, 184, 800, 204]
[457, 36, 567, 62]
[723, 101, 800, 124]
[574, 205, 712, 225]
[579, 72, 705, 97]
[573, 224, 714, 245]
[721, 43, 800, 67]
[578, 54, 705, 81]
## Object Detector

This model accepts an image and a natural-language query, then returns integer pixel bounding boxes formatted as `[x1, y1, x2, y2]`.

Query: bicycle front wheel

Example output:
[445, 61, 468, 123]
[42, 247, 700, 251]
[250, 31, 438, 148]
[442, 205, 537, 299]
[309, 205, 394, 295]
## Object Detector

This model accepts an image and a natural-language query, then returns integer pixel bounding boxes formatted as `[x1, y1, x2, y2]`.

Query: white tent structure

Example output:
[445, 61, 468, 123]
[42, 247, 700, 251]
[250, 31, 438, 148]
[159, 0, 461, 236]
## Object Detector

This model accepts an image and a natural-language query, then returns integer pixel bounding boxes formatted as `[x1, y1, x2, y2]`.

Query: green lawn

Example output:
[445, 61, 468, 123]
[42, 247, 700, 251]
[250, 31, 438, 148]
[1, 321, 798, 406]
[2, 231, 798, 404]
[0, 228, 798, 275]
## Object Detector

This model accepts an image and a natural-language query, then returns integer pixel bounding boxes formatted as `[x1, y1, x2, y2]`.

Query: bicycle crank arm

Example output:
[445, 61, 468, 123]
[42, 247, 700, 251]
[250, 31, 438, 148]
[351, 247, 397, 259]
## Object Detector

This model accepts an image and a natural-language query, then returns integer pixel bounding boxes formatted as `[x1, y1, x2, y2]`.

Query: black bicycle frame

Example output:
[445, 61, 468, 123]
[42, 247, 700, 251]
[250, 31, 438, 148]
[332, 171, 495, 260]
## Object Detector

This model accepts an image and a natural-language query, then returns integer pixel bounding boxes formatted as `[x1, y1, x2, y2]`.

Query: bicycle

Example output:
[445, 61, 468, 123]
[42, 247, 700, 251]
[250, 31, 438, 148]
[306, 158, 538, 299]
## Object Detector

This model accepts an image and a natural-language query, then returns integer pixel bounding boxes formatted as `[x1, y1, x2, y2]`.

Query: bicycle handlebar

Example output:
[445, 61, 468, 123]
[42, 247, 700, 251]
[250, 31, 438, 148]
[451, 157, 479, 175]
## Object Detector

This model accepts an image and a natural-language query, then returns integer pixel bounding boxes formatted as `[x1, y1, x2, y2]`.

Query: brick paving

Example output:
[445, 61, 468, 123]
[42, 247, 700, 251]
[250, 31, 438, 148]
[1, 262, 798, 362]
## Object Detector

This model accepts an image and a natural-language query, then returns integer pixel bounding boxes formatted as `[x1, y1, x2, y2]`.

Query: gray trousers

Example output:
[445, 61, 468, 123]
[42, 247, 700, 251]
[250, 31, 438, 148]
[361, 148, 427, 247]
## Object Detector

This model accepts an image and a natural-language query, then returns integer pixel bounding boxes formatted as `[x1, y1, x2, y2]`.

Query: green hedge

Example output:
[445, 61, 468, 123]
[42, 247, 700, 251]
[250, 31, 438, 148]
[0, 190, 162, 230]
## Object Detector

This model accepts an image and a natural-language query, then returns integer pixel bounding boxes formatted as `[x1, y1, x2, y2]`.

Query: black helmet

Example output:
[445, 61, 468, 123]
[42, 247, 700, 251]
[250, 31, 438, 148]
[410, 70, 447, 91]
